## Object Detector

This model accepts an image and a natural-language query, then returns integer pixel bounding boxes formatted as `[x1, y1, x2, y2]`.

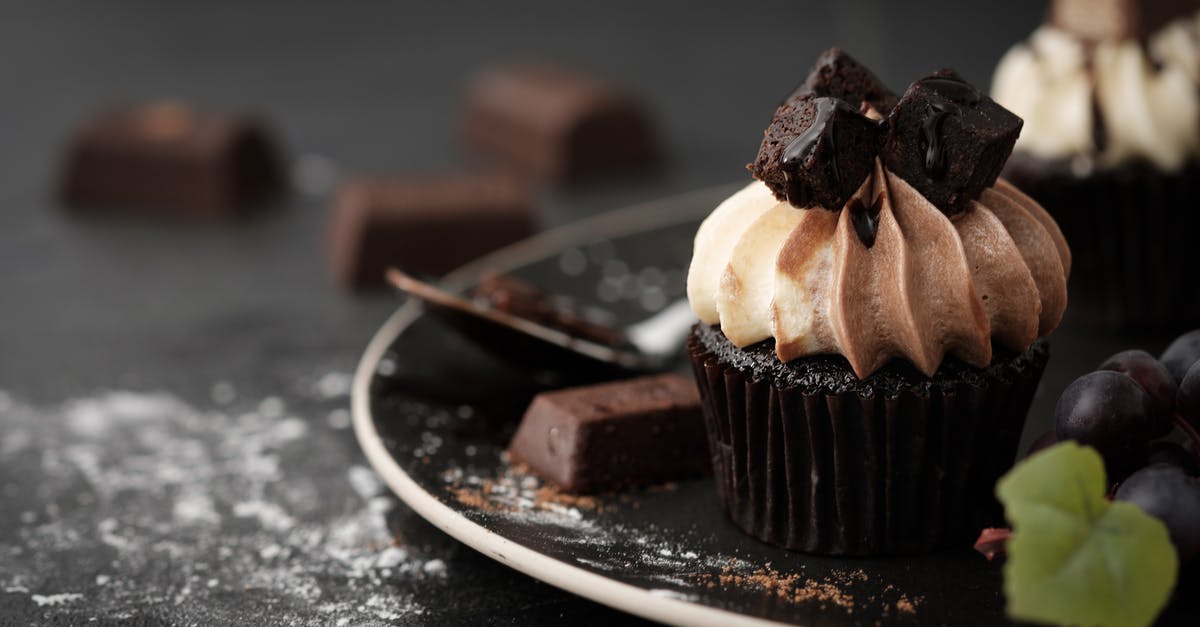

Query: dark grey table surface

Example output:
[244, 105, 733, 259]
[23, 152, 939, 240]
[2, 1, 1176, 625]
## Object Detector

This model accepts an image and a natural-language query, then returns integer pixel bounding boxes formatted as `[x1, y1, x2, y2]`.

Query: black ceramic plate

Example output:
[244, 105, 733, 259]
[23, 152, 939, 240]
[352, 185, 1174, 626]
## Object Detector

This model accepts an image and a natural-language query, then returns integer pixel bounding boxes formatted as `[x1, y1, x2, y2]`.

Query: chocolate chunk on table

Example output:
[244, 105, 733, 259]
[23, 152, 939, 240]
[880, 71, 1021, 215]
[59, 103, 284, 218]
[1050, 0, 1200, 41]
[461, 62, 661, 182]
[508, 374, 709, 494]
[472, 273, 626, 349]
[329, 172, 536, 289]
[787, 47, 898, 115]
[751, 95, 882, 209]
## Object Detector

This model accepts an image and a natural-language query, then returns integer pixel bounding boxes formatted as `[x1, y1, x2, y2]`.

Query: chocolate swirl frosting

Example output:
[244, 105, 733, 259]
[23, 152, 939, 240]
[687, 161, 1070, 378]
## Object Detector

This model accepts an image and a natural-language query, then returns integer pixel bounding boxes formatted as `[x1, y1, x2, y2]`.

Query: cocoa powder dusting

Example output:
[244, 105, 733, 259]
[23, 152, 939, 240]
[450, 487, 492, 511]
[703, 561, 921, 617]
[533, 485, 609, 512]
[713, 563, 855, 612]
[439, 453, 924, 620]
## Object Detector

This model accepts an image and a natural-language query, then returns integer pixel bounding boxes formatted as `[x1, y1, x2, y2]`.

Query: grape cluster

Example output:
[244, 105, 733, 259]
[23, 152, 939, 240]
[1036, 329, 1200, 562]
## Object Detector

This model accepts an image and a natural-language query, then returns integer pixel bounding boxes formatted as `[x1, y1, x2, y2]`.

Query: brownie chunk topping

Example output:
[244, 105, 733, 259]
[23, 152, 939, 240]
[880, 71, 1022, 215]
[753, 53, 1022, 217]
[752, 96, 883, 210]
[788, 47, 899, 115]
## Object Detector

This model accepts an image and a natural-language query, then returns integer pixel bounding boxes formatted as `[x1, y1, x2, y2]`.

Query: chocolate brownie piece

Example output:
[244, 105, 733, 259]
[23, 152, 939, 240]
[788, 47, 898, 115]
[328, 172, 536, 289]
[461, 62, 661, 182]
[1050, 0, 1200, 41]
[59, 103, 284, 218]
[507, 374, 709, 493]
[880, 71, 1022, 215]
[751, 95, 882, 209]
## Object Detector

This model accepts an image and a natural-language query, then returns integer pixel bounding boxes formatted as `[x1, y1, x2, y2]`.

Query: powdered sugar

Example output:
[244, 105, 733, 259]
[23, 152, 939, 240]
[173, 490, 220, 526]
[32, 593, 84, 607]
[347, 465, 384, 501]
[312, 372, 353, 400]
[444, 462, 731, 576]
[0, 374, 441, 624]
[232, 500, 297, 532]
[326, 409, 352, 430]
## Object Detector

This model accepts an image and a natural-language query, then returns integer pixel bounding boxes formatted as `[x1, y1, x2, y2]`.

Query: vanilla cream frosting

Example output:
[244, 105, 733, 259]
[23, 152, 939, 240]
[992, 11, 1200, 172]
[687, 162, 1070, 378]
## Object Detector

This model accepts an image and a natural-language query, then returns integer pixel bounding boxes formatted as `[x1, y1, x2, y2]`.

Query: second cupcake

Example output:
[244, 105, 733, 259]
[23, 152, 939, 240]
[992, 0, 1200, 331]
[686, 49, 1071, 555]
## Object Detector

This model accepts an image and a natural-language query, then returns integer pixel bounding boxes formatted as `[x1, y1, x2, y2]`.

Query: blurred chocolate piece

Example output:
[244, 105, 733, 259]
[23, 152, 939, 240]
[60, 103, 283, 218]
[472, 273, 626, 348]
[461, 62, 660, 182]
[508, 374, 709, 493]
[1050, 0, 1200, 41]
[788, 47, 898, 115]
[329, 173, 536, 288]
[880, 71, 1022, 215]
[752, 95, 882, 209]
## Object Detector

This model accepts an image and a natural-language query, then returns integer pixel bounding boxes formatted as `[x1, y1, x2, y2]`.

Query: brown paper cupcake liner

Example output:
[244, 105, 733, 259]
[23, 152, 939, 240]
[687, 326, 1048, 556]
[1004, 154, 1200, 333]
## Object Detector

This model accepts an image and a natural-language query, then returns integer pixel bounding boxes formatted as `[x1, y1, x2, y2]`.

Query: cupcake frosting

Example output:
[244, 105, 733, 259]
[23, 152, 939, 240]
[992, 11, 1200, 172]
[687, 161, 1070, 378]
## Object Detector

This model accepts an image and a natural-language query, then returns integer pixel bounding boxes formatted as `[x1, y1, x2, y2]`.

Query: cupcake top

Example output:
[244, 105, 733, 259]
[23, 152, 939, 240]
[687, 50, 1071, 379]
[992, 1, 1200, 173]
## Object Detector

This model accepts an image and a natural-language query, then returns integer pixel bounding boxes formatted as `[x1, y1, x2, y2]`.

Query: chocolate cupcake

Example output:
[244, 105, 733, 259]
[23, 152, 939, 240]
[685, 50, 1071, 555]
[992, 1, 1200, 332]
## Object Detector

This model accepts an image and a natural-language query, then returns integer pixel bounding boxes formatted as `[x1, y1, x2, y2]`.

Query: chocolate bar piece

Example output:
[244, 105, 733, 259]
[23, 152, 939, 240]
[59, 103, 284, 218]
[329, 172, 536, 288]
[508, 374, 709, 493]
[1050, 0, 1200, 41]
[472, 273, 626, 348]
[461, 62, 660, 182]
[751, 95, 883, 209]
[787, 47, 898, 115]
[880, 71, 1022, 215]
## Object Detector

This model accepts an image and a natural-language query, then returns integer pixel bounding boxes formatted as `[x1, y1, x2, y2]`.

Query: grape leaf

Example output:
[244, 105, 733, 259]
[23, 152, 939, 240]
[996, 442, 1178, 627]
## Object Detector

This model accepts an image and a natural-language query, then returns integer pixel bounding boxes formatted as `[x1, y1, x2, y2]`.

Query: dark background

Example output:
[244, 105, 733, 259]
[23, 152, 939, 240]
[2, 1, 1157, 625]
[1, 0, 1054, 397]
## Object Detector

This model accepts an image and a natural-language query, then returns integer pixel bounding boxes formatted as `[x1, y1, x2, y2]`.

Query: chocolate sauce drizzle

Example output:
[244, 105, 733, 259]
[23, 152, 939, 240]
[917, 76, 982, 180]
[922, 105, 949, 179]
[781, 98, 852, 207]
[849, 193, 884, 248]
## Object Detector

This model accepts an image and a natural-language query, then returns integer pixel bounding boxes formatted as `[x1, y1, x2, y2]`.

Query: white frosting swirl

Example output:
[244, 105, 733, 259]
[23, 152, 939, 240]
[991, 12, 1200, 172]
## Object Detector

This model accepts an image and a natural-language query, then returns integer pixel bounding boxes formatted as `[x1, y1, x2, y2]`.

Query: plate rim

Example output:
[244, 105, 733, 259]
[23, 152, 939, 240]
[352, 183, 796, 627]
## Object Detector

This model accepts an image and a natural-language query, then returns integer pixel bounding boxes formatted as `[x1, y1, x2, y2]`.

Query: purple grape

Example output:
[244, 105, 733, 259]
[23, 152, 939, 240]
[1055, 371, 1153, 480]
[1115, 464, 1200, 561]
[1161, 329, 1200, 384]
[1146, 441, 1197, 476]
[1024, 430, 1058, 458]
[1098, 350, 1177, 437]
[1179, 361, 1200, 429]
